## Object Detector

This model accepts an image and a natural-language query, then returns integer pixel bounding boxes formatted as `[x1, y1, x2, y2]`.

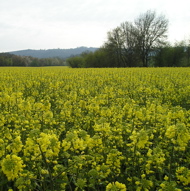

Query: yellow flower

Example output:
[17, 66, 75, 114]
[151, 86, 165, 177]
[11, 136, 23, 153]
[1, 154, 25, 180]
[164, 175, 169, 181]
[0, 138, 5, 157]
[176, 166, 190, 185]
[106, 181, 127, 191]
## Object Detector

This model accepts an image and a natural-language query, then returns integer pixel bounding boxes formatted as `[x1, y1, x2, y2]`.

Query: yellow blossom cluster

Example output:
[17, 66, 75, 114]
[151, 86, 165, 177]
[1, 154, 25, 181]
[0, 67, 190, 190]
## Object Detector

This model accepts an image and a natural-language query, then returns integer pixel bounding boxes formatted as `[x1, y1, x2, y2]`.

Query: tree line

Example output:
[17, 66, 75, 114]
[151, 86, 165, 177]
[0, 53, 66, 67]
[67, 10, 190, 68]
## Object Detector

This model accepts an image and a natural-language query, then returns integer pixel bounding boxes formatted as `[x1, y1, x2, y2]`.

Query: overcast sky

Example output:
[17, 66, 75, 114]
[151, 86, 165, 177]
[0, 0, 190, 52]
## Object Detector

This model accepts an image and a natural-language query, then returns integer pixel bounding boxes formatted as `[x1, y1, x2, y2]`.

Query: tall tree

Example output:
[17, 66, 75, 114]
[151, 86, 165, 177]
[187, 39, 190, 66]
[120, 21, 141, 67]
[105, 27, 124, 67]
[134, 10, 168, 67]
[104, 10, 168, 67]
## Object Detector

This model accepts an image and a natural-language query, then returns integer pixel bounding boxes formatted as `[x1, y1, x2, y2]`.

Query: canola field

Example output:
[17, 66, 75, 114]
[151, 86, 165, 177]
[0, 67, 190, 191]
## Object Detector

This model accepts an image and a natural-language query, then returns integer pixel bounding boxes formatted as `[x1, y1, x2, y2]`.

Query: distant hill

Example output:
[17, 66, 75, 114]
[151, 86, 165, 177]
[8, 47, 98, 59]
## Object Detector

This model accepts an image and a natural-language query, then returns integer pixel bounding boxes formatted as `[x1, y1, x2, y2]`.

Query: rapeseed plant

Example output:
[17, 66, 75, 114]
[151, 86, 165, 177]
[0, 67, 190, 190]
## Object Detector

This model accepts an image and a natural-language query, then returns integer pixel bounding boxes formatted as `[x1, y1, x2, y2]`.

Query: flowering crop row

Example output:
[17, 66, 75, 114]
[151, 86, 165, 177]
[0, 67, 190, 191]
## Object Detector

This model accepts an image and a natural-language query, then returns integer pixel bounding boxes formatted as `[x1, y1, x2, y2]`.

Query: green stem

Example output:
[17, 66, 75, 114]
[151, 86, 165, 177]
[132, 144, 137, 186]
[169, 143, 174, 182]
[38, 143, 55, 191]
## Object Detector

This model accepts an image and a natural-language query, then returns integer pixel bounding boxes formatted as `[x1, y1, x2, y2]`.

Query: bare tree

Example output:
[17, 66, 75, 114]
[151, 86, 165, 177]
[188, 39, 190, 65]
[120, 21, 141, 67]
[105, 27, 124, 67]
[134, 10, 168, 67]
[104, 10, 168, 67]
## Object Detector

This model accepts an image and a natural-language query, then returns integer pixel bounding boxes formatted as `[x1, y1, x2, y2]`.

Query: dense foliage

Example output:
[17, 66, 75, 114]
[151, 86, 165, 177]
[67, 44, 190, 68]
[0, 53, 66, 67]
[0, 67, 190, 190]
[67, 10, 190, 68]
